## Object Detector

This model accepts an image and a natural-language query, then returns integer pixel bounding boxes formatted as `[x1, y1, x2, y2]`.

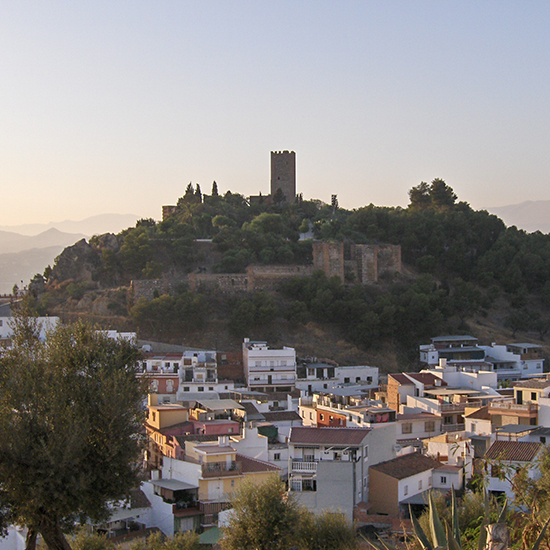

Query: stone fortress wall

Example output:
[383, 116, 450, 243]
[131, 240, 401, 299]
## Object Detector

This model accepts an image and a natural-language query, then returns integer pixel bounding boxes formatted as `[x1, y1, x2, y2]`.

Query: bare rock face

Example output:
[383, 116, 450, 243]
[91, 233, 121, 253]
[48, 239, 100, 285]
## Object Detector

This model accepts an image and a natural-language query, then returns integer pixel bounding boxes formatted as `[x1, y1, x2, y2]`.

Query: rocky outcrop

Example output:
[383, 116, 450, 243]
[47, 239, 100, 285]
[90, 233, 121, 253]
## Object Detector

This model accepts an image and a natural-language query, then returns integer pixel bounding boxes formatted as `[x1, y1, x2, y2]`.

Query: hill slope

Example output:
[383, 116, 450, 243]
[27, 181, 550, 368]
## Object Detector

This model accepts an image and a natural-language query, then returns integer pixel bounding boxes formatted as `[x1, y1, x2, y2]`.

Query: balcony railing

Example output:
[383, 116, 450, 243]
[291, 461, 317, 472]
[440, 403, 466, 412]
[201, 461, 242, 478]
[489, 402, 538, 414]
[442, 423, 465, 433]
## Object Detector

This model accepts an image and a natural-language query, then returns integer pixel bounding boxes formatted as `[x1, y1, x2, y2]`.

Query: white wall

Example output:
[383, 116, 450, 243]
[403, 395, 441, 415]
[162, 457, 201, 485]
[141, 482, 176, 537]
[398, 469, 433, 502]
[0, 316, 59, 340]
[229, 427, 269, 461]
[0, 526, 26, 550]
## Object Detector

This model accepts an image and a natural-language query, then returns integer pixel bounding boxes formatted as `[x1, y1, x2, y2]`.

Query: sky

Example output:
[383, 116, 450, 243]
[2, 1, 550, 225]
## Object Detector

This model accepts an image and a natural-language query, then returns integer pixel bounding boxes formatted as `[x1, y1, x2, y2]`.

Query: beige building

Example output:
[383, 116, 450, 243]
[369, 453, 443, 516]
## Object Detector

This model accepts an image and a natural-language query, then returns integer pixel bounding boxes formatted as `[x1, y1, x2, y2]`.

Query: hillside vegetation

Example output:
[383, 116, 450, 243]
[26, 180, 550, 369]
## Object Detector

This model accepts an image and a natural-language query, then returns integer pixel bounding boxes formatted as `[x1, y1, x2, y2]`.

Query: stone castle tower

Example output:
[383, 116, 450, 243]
[270, 150, 296, 202]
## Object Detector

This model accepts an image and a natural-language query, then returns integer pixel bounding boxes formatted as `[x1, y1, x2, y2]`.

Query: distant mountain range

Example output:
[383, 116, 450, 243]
[485, 200, 550, 234]
[0, 213, 141, 237]
[0, 228, 86, 255]
[0, 213, 140, 295]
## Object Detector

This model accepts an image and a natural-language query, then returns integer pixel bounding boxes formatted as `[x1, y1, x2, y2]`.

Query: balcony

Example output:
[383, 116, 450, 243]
[489, 402, 538, 414]
[291, 461, 317, 472]
[201, 461, 242, 478]
[440, 403, 466, 413]
[442, 423, 465, 433]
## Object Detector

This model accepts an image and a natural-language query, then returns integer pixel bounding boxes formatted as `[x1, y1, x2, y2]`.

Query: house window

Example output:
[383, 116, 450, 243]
[309, 412, 313, 420]
[165, 362, 170, 368]
[419, 480, 423, 490]
[231, 480, 235, 487]
[152, 412, 156, 422]
[209, 387, 214, 391]
[440, 476, 447, 485]
[274, 453, 281, 460]
[404, 485, 408, 496]
[320, 414, 324, 421]
[402, 423, 412, 434]
[356, 377, 361, 382]
[541, 437, 547, 444]
[323, 384, 328, 389]
[532, 392, 537, 401]
[198, 387, 204, 392]
[183, 387, 190, 392]
[344, 378, 350, 383]
[425, 421, 435, 432]
[444, 416, 454, 424]
[367, 377, 372, 383]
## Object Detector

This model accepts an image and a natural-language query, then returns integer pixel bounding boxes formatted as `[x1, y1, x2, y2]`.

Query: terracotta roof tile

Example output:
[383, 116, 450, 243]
[515, 378, 550, 389]
[465, 406, 491, 420]
[238, 454, 280, 473]
[289, 426, 370, 445]
[370, 452, 442, 480]
[485, 440, 542, 462]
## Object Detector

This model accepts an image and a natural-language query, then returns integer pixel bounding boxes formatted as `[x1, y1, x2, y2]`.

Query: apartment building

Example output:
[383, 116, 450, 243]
[242, 338, 297, 392]
[287, 425, 396, 520]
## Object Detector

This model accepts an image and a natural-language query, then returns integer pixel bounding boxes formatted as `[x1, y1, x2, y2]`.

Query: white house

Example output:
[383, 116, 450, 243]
[0, 316, 60, 343]
[485, 440, 543, 500]
[243, 339, 297, 392]
[295, 363, 378, 395]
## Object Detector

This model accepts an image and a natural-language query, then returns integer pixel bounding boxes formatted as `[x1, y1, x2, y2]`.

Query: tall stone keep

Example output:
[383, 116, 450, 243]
[271, 150, 296, 202]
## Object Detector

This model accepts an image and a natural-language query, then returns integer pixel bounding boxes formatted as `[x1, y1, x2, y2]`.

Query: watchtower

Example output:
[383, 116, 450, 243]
[270, 150, 296, 202]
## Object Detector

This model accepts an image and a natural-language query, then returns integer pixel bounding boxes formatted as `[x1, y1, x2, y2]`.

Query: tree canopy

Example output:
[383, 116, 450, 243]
[0, 316, 146, 550]
[221, 477, 356, 550]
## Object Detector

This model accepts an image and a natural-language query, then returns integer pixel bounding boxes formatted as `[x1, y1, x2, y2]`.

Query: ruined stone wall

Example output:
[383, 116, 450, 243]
[188, 273, 248, 292]
[312, 241, 345, 282]
[351, 244, 379, 283]
[130, 279, 173, 301]
[346, 243, 402, 283]
[247, 264, 314, 290]
[377, 244, 402, 277]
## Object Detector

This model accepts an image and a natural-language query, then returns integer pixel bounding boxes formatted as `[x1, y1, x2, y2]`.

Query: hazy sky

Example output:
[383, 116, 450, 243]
[2, 1, 550, 225]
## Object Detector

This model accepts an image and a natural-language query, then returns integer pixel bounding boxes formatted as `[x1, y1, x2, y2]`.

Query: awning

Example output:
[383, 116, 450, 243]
[150, 479, 198, 491]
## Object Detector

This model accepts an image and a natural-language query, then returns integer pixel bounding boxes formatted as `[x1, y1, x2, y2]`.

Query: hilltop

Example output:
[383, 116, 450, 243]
[24, 180, 550, 370]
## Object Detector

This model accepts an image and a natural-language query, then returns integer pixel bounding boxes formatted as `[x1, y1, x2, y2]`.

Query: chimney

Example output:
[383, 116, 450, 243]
[148, 393, 158, 406]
